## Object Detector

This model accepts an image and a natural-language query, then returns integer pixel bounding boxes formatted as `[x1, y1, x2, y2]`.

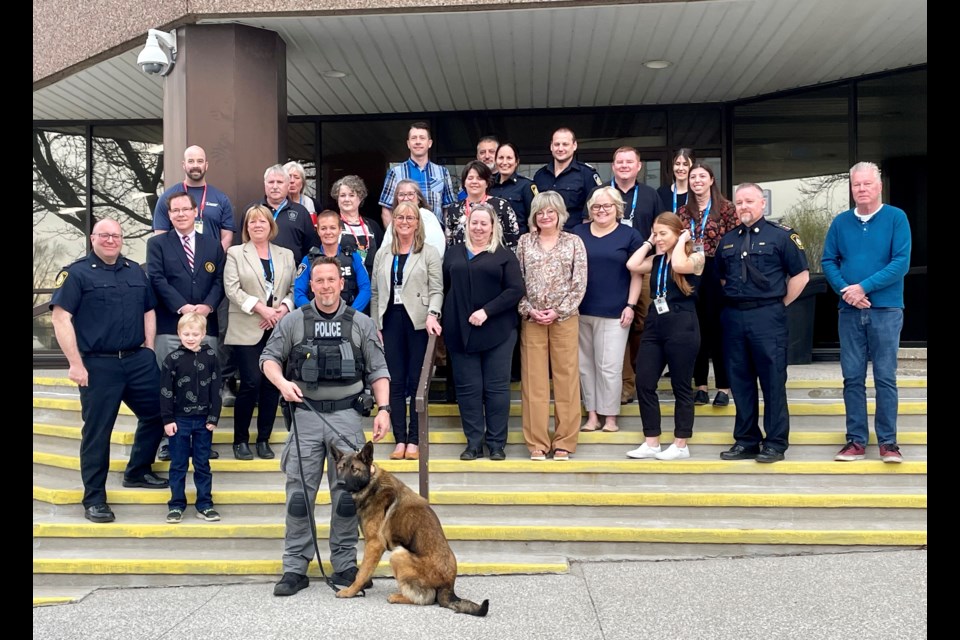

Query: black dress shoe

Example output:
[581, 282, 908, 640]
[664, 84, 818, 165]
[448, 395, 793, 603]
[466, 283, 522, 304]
[459, 448, 481, 461]
[693, 390, 709, 405]
[122, 472, 169, 488]
[273, 572, 309, 596]
[157, 443, 171, 461]
[330, 566, 373, 589]
[84, 503, 115, 523]
[256, 441, 275, 459]
[719, 444, 760, 460]
[209, 449, 220, 460]
[489, 448, 506, 461]
[712, 391, 730, 407]
[233, 442, 254, 460]
[756, 447, 785, 463]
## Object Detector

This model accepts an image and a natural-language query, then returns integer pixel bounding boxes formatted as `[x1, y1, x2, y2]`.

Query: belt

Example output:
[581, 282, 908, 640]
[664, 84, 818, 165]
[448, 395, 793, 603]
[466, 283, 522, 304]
[82, 348, 141, 359]
[727, 299, 781, 311]
[294, 395, 358, 413]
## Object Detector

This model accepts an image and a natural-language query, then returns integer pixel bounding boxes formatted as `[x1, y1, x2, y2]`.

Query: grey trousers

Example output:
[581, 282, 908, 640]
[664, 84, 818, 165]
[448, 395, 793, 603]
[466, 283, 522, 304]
[280, 405, 364, 575]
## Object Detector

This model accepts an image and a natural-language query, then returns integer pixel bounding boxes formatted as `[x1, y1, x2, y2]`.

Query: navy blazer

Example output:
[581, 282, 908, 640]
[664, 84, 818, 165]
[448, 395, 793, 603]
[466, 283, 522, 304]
[146, 230, 226, 337]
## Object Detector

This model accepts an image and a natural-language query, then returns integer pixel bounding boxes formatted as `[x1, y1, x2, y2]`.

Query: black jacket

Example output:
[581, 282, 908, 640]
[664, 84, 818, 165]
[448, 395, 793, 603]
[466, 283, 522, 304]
[159, 343, 222, 425]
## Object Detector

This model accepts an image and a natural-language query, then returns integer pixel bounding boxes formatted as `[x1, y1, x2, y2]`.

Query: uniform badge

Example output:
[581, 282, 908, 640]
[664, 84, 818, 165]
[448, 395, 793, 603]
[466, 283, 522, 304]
[54, 270, 68, 287]
[531, 184, 539, 196]
[790, 233, 805, 250]
[296, 263, 308, 278]
[593, 174, 602, 186]
[204, 261, 216, 273]
[288, 211, 298, 222]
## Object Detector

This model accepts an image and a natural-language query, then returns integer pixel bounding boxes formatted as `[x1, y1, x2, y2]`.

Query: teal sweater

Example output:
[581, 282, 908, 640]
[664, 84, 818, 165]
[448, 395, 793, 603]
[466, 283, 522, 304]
[821, 204, 911, 309]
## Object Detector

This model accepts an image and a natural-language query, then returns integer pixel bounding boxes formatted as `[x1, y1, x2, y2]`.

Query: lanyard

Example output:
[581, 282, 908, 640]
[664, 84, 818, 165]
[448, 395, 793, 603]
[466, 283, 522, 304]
[690, 199, 711, 241]
[271, 199, 288, 220]
[464, 195, 489, 218]
[612, 179, 638, 220]
[341, 215, 370, 249]
[672, 184, 678, 213]
[393, 247, 411, 288]
[184, 182, 207, 219]
[655, 255, 670, 299]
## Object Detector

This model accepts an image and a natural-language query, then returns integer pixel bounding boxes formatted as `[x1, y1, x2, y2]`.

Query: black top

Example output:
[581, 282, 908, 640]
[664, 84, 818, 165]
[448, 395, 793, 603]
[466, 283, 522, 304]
[441, 243, 525, 353]
[49, 252, 156, 353]
[657, 184, 689, 214]
[533, 160, 602, 229]
[717, 217, 809, 302]
[159, 343, 222, 425]
[649, 254, 700, 313]
[489, 173, 536, 235]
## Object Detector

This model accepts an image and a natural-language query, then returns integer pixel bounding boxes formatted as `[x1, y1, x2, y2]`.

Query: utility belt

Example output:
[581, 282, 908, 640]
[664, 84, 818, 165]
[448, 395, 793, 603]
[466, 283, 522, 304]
[82, 348, 141, 359]
[292, 393, 372, 415]
[727, 298, 781, 311]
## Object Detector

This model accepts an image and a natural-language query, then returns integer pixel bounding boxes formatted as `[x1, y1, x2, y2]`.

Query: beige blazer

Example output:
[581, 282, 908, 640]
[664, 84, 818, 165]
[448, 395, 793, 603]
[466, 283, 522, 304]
[224, 242, 295, 345]
[369, 243, 443, 330]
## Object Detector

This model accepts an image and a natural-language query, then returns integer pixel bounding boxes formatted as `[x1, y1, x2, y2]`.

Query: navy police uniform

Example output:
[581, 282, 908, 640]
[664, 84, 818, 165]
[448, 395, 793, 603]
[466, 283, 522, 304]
[490, 173, 537, 236]
[49, 253, 168, 509]
[717, 217, 808, 456]
[533, 161, 602, 229]
[259, 301, 390, 577]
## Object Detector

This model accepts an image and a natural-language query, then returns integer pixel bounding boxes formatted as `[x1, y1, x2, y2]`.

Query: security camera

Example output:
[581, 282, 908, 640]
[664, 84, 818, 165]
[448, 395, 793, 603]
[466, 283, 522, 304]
[137, 29, 177, 76]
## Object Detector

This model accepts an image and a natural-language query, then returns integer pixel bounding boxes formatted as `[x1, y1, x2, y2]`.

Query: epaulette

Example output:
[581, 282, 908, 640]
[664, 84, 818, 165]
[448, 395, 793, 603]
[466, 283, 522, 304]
[768, 219, 793, 232]
[582, 162, 597, 170]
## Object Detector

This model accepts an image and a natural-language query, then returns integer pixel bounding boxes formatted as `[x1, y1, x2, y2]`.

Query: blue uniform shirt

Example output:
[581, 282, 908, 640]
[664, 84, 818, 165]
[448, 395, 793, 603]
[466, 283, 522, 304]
[152, 183, 235, 236]
[717, 217, 809, 301]
[489, 173, 537, 235]
[533, 161, 602, 229]
[49, 253, 157, 353]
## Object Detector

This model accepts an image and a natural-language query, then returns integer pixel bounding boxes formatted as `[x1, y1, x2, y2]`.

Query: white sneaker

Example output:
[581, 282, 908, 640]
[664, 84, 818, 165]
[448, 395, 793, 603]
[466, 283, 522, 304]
[655, 444, 691, 460]
[626, 443, 661, 459]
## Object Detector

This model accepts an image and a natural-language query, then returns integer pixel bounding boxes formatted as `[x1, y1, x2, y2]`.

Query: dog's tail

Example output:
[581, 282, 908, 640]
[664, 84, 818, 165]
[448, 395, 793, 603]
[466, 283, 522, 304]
[438, 587, 489, 617]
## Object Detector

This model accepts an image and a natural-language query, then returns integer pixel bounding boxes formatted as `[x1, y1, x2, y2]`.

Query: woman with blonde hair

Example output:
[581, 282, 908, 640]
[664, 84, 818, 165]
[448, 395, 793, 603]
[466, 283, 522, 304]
[625, 212, 705, 460]
[283, 161, 316, 225]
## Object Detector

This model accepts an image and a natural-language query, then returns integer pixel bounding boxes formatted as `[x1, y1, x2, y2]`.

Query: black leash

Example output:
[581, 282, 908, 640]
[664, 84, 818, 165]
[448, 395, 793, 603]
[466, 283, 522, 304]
[288, 397, 365, 596]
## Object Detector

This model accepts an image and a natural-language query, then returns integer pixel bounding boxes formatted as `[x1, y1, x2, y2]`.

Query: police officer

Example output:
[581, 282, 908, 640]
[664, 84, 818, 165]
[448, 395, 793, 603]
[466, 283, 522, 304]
[261, 255, 391, 597]
[489, 142, 536, 236]
[717, 183, 810, 463]
[292, 210, 370, 313]
[49, 219, 170, 524]
[533, 127, 602, 230]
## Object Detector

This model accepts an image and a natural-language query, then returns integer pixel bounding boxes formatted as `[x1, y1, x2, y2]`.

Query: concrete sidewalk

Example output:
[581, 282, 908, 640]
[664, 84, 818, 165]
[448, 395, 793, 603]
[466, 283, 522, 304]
[33, 550, 926, 640]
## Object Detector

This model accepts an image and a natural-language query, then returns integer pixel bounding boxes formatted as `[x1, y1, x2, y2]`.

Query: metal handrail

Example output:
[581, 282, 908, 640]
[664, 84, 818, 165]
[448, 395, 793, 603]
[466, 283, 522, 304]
[414, 332, 439, 501]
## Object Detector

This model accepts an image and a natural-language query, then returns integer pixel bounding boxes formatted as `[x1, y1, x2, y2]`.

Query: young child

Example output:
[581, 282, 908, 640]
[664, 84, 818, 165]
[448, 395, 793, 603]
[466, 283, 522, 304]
[160, 312, 223, 523]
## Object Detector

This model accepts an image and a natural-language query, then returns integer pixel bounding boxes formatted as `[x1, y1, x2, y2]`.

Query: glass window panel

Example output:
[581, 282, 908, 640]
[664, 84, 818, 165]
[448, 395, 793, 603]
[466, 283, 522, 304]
[857, 69, 926, 162]
[33, 292, 59, 352]
[33, 127, 89, 292]
[91, 125, 164, 265]
[669, 108, 722, 148]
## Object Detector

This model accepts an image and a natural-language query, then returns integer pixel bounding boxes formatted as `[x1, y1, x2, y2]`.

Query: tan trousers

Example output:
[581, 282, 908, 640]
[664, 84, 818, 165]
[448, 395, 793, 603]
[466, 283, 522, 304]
[621, 274, 652, 402]
[520, 317, 582, 454]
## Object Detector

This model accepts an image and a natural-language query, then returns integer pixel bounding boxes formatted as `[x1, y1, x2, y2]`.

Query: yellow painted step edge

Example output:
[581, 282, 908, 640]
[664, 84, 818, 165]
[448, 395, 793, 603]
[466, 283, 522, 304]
[32, 558, 567, 576]
[33, 597, 80, 606]
[32, 524, 926, 546]
[32, 397, 929, 417]
[32, 422, 930, 447]
[32, 451, 927, 475]
[33, 486, 927, 509]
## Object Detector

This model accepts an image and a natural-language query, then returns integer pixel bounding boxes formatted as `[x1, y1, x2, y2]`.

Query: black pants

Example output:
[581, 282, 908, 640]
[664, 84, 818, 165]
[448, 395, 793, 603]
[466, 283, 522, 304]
[694, 256, 729, 389]
[449, 329, 517, 452]
[78, 348, 164, 507]
[636, 307, 700, 438]
[381, 304, 429, 445]
[232, 331, 280, 445]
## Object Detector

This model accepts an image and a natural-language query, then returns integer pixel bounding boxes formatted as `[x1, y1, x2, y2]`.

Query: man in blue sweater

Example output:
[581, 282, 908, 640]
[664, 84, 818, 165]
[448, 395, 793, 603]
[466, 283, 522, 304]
[821, 162, 912, 463]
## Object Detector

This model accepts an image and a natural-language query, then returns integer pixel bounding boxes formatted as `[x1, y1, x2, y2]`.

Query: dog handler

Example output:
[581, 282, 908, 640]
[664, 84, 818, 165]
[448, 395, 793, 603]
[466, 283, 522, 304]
[261, 255, 391, 596]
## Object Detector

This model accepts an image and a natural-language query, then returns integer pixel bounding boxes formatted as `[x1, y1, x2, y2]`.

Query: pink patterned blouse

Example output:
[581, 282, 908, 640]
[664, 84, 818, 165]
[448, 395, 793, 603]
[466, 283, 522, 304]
[516, 231, 588, 322]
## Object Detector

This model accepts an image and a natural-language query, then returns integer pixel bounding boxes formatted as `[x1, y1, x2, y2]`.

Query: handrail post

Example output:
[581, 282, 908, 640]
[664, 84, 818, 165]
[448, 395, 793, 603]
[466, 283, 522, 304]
[414, 333, 438, 501]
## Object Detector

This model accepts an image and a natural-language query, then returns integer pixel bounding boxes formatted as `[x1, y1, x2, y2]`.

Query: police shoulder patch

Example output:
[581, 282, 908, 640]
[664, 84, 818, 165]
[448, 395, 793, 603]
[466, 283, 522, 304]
[593, 173, 603, 186]
[790, 233, 804, 250]
[54, 270, 68, 287]
[530, 184, 539, 196]
[296, 262, 308, 278]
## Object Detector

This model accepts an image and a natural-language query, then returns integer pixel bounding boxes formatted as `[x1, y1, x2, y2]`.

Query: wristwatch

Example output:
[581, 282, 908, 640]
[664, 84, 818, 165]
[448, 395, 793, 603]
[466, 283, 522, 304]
[627, 303, 640, 312]
[428, 310, 441, 319]
[378, 405, 392, 413]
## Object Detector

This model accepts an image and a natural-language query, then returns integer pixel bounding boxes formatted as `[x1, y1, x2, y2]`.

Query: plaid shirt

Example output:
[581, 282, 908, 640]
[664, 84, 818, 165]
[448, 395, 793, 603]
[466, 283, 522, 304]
[378, 158, 456, 223]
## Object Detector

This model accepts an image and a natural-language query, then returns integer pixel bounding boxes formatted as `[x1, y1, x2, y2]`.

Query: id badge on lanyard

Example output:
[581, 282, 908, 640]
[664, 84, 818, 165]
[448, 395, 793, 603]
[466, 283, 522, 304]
[655, 296, 670, 315]
[394, 285, 403, 305]
[194, 218, 204, 235]
[693, 241, 704, 254]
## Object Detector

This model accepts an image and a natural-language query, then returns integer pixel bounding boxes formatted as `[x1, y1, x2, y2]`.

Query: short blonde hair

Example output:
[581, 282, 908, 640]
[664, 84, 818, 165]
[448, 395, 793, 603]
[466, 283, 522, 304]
[390, 201, 426, 254]
[585, 186, 625, 221]
[241, 205, 279, 243]
[464, 202, 503, 254]
[529, 191, 569, 231]
[178, 311, 207, 334]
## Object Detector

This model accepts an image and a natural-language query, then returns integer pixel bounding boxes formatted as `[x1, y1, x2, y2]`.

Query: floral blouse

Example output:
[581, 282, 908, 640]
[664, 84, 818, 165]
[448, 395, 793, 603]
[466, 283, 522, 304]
[676, 198, 739, 258]
[442, 196, 520, 250]
[516, 230, 588, 322]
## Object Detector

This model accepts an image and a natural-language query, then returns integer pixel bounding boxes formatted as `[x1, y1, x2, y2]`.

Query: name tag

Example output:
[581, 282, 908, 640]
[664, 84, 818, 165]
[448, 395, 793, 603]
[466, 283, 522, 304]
[693, 241, 704, 254]
[394, 285, 403, 305]
[194, 219, 204, 235]
[654, 296, 670, 315]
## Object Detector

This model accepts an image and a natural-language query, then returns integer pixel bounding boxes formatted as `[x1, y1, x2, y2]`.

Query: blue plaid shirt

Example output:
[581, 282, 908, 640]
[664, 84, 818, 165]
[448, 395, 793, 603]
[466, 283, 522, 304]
[378, 158, 456, 224]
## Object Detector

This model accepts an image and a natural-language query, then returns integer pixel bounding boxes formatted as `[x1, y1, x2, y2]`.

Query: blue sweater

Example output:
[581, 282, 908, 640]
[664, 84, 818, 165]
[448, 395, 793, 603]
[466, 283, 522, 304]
[821, 204, 911, 309]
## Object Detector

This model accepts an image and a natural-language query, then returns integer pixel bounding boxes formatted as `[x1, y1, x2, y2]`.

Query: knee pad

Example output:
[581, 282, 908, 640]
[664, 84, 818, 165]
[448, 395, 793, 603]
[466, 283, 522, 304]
[287, 491, 308, 518]
[336, 492, 357, 518]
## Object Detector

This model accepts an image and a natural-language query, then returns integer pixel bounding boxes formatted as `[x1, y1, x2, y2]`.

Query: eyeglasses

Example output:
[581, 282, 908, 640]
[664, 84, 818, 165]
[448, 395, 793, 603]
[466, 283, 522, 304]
[394, 215, 418, 222]
[589, 203, 616, 212]
[94, 233, 122, 241]
[535, 210, 557, 218]
[169, 207, 196, 215]
[397, 192, 418, 199]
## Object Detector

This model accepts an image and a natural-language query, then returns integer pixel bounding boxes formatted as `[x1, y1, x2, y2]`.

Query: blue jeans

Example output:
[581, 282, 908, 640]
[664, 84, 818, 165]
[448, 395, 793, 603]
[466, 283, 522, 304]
[167, 416, 214, 511]
[839, 307, 903, 446]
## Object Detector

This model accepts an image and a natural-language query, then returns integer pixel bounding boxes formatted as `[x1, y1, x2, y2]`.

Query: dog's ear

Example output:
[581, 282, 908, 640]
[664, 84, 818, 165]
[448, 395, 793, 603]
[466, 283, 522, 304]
[331, 446, 345, 463]
[359, 441, 375, 464]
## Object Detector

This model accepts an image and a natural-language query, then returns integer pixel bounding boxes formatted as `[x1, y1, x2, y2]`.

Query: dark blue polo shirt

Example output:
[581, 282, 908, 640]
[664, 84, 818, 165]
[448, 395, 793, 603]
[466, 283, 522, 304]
[152, 183, 235, 236]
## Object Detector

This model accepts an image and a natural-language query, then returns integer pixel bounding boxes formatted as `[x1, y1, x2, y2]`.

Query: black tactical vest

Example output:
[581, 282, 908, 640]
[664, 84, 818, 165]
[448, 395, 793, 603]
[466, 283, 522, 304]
[305, 244, 359, 305]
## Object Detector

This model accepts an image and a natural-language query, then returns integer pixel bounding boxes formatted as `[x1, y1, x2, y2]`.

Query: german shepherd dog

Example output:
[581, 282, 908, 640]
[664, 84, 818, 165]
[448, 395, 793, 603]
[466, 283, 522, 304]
[332, 441, 489, 617]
